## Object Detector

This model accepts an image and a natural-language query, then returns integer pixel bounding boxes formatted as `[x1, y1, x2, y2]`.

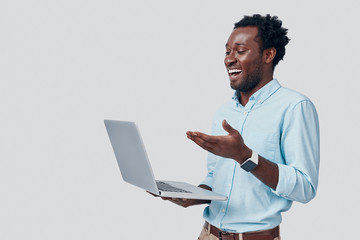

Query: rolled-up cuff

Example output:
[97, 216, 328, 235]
[271, 163, 296, 198]
[200, 176, 213, 189]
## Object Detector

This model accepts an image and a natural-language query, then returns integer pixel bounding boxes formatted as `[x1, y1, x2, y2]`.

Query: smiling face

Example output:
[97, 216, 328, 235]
[224, 26, 267, 94]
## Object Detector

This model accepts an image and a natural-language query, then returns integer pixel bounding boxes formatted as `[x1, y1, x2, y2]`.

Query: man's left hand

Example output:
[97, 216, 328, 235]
[186, 120, 251, 164]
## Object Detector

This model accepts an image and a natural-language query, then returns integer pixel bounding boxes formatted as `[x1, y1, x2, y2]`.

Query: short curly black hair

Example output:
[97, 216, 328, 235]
[234, 14, 290, 70]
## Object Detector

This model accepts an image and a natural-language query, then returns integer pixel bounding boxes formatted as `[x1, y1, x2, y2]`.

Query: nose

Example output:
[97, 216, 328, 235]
[224, 52, 236, 66]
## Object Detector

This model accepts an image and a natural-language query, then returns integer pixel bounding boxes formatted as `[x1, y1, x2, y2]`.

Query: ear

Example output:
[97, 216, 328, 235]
[263, 47, 276, 64]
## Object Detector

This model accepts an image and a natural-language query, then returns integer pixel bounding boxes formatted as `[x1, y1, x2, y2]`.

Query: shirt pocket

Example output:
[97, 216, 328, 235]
[245, 131, 279, 162]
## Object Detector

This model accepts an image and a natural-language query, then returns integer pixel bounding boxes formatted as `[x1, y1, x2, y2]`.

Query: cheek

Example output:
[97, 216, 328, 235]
[237, 54, 252, 65]
[240, 55, 261, 71]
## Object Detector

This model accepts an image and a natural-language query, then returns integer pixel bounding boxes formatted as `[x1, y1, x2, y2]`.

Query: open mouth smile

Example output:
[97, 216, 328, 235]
[228, 69, 242, 76]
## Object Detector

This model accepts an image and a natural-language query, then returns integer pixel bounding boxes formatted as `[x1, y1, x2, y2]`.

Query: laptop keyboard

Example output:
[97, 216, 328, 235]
[156, 181, 192, 193]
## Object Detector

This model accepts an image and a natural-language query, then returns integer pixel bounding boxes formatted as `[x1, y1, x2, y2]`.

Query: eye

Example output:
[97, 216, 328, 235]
[225, 51, 230, 55]
[237, 50, 246, 54]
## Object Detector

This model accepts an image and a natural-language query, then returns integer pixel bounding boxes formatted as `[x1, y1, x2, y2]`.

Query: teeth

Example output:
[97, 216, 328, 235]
[228, 69, 242, 74]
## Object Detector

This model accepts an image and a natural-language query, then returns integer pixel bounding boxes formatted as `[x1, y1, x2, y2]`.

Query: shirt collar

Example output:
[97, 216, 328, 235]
[232, 79, 281, 106]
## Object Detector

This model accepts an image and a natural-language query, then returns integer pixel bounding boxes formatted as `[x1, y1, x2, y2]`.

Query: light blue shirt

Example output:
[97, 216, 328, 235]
[201, 79, 320, 233]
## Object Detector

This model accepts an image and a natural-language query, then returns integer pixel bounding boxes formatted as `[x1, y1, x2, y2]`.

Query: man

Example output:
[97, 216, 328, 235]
[164, 14, 320, 240]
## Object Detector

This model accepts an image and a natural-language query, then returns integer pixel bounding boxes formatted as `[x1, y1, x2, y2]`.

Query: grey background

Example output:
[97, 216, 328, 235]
[1, 0, 359, 239]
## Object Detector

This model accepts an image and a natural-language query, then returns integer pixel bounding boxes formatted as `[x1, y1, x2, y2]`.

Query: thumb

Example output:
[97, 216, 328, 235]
[222, 120, 237, 135]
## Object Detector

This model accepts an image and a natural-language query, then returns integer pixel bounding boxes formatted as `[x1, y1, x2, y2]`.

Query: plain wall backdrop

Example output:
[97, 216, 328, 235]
[1, 0, 359, 239]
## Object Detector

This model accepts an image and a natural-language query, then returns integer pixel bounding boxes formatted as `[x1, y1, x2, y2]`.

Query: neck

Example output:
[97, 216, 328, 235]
[239, 74, 273, 106]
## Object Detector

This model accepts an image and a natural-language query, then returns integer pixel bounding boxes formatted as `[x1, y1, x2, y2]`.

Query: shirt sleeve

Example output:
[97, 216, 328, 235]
[200, 119, 220, 189]
[272, 100, 320, 203]
[200, 152, 217, 188]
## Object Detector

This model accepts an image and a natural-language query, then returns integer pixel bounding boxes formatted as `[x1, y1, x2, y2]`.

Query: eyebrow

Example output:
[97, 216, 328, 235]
[225, 43, 246, 47]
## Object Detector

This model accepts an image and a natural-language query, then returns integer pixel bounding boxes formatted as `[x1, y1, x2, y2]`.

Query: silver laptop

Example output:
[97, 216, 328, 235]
[104, 120, 227, 201]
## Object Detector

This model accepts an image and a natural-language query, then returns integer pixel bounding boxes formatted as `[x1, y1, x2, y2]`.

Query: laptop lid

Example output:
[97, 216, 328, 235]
[104, 120, 159, 195]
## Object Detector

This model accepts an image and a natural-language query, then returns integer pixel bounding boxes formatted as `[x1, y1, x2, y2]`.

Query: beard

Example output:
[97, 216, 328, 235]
[231, 61, 263, 93]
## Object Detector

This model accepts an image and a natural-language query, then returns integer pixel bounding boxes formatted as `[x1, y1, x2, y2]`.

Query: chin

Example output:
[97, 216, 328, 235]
[230, 80, 245, 91]
[230, 79, 242, 90]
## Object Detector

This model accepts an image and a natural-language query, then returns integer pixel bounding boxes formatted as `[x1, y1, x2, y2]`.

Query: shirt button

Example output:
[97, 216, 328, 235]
[243, 111, 247, 115]
[222, 208, 225, 212]
[228, 184, 231, 187]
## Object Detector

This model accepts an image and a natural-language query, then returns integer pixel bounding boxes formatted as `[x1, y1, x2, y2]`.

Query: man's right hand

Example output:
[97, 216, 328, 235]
[148, 184, 212, 208]
[160, 197, 205, 208]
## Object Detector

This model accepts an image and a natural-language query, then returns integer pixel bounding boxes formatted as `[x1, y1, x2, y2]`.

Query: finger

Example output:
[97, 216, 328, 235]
[191, 134, 211, 146]
[193, 131, 220, 143]
[187, 131, 218, 154]
[168, 199, 179, 204]
[187, 131, 221, 144]
[222, 120, 238, 135]
[191, 136, 216, 153]
[169, 198, 182, 203]
[186, 131, 195, 140]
